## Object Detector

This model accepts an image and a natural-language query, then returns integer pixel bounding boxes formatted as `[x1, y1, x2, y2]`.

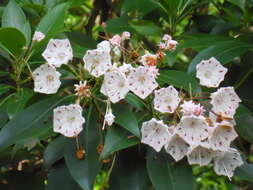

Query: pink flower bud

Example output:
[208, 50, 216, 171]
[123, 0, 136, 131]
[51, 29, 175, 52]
[32, 31, 45, 42]
[109, 34, 121, 46]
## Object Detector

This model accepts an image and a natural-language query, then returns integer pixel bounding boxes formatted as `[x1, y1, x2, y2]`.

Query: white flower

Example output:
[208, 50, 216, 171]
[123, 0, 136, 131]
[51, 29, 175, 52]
[176, 115, 211, 145]
[187, 142, 215, 166]
[32, 64, 61, 94]
[118, 63, 134, 76]
[210, 87, 241, 118]
[109, 34, 121, 46]
[140, 53, 157, 66]
[180, 100, 205, 116]
[154, 86, 180, 113]
[83, 49, 112, 77]
[208, 114, 238, 151]
[141, 118, 171, 152]
[32, 31, 45, 42]
[105, 111, 115, 126]
[162, 34, 172, 42]
[42, 39, 73, 68]
[165, 40, 178, 51]
[165, 133, 189, 161]
[122, 31, 131, 40]
[127, 66, 158, 99]
[196, 57, 228, 88]
[53, 104, 85, 137]
[100, 70, 129, 103]
[97, 40, 111, 53]
[213, 148, 243, 179]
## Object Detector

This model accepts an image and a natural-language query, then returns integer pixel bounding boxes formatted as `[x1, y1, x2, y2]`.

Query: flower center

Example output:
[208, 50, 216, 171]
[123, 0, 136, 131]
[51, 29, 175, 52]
[46, 75, 54, 82]
[138, 75, 146, 84]
[58, 52, 66, 61]
[204, 71, 212, 78]
[118, 82, 125, 88]
[67, 116, 76, 123]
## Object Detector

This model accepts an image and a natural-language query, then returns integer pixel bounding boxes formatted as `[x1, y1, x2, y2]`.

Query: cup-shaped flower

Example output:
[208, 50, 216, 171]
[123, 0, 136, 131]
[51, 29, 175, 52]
[187, 142, 215, 166]
[53, 104, 85, 137]
[196, 57, 227, 88]
[210, 87, 241, 118]
[213, 148, 243, 179]
[42, 39, 73, 68]
[165, 133, 189, 161]
[154, 86, 180, 113]
[32, 64, 61, 94]
[141, 118, 171, 152]
[176, 115, 211, 146]
[83, 49, 112, 77]
[127, 66, 158, 99]
[100, 70, 129, 103]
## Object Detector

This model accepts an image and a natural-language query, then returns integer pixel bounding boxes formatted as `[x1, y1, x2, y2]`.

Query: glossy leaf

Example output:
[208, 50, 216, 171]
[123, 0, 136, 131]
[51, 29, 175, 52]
[1, 88, 34, 119]
[235, 114, 253, 144]
[131, 22, 162, 36]
[147, 150, 195, 190]
[157, 69, 201, 93]
[235, 163, 253, 183]
[2, 0, 31, 43]
[113, 104, 140, 137]
[37, 3, 69, 36]
[121, 0, 159, 15]
[110, 157, 150, 190]
[100, 127, 139, 159]
[44, 136, 66, 168]
[125, 92, 146, 111]
[64, 105, 101, 190]
[45, 164, 82, 190]
[106, 15, 133, 33]
[188, 40, 252, 74]
[0, 27, 26, 56]
[0, 95, 73, 149]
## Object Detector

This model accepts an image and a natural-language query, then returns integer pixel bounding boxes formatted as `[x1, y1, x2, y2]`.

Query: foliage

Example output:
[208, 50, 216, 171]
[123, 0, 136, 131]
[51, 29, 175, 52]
[0, 0, 253, 190]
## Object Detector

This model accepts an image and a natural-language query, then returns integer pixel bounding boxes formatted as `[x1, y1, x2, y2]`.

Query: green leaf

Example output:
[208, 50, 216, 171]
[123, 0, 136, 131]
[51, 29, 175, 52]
[227, 0, 245, 10]
[0, 27, 26, 56]
[44, 136, 66, 168]
[235, 163, 253, 182]
[45, 164, 82, 190]
[0, 84, 12, 96]
[113, 104, 140, 137]
[125, 92, 146, 111]
[37, 3, 69, 36]
[100, 127, 139, 159]
[106, 15, 133, 34]
[179, 34, 231, 51]
[110, 157, 150, 190]
[64, 105, 101, 190]
[157, 69, 201, 94]
[146, 150, 195, 190]
[1, 88, 34, 119]
[2, 0, 31, 44]
[0, 95, 73, 149]
[131, 22, 162, 36]
[235, 114, 253, 144]
[121, 0, 160, 15]
[188, 40, 252, 74]
[0, 109, 8, 129]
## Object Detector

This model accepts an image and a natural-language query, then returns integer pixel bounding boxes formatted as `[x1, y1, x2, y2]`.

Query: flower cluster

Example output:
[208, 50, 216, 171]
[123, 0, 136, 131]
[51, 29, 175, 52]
[141, 57, 242, 179]
[31, 30, 243, 178]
